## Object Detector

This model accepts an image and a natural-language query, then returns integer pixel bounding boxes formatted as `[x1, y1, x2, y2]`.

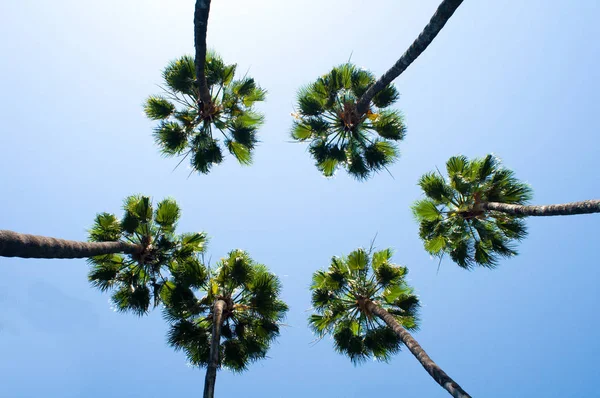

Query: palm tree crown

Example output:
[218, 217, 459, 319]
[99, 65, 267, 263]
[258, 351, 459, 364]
[412, 154, 531, 269]
[87, 195, 207, 315]
[291, 63, 406, 180]
[145, 52, 266, 174]
[309, 248, 419, 363]
[165, 249, 288, 371]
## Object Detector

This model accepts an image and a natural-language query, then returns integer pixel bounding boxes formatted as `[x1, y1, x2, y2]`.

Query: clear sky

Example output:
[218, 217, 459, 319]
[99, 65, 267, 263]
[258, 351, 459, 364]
[1, 0, 599, 396]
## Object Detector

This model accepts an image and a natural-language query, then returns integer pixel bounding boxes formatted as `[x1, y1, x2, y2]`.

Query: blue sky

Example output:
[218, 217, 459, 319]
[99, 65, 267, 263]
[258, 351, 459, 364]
[1, 0, 599, 396]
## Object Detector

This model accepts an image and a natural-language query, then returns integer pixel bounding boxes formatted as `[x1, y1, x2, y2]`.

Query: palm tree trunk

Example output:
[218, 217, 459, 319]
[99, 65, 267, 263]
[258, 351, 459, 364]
[483, 200, 600, 216]
[356, 0, 464, 114]
[194, 0, 213, 107]
[203, 299, 226, 398]
[365, 300, 471, 398]
[0, 230, 140, 259]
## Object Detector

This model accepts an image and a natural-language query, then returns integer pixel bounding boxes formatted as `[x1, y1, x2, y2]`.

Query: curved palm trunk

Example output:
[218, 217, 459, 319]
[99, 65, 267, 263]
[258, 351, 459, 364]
[365, 300, 471, 398]
[356, 0, 464, 114]
[0, 230, 140, 259]
[194, 0, 213, 107]
[482, 200, 600, 217]
[204, 299, 226, 398]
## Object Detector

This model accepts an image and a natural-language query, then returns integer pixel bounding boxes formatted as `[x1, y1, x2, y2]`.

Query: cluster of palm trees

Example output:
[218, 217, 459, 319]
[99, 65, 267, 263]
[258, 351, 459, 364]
[2, 0, 599, 397]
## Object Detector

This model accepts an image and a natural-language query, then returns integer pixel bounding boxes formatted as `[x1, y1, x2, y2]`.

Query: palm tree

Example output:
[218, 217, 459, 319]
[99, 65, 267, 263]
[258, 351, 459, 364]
[145, 0, 266, 174]
[291, 0, 463, 179]
[164, 249, 288, 398]
[145, 53, 266, 174]
[87, 195, 207, 316]
[1, 195, 206, 316]
[413, 154, 600, 269]
[0, 195, 198, 264]
[309, 247, 470, 398]
[291, 63, 406, 180]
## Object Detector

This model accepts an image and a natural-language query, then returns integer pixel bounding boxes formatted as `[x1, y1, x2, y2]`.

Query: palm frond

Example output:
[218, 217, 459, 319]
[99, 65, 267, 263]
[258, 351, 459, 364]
[112, 284, 151, 316]
[154, 121, 188, 156]
[163, 55, 196, 96]
[154, 198, 180, 232]
[89, 213, 121, 242]
[144, 96, 176, 120]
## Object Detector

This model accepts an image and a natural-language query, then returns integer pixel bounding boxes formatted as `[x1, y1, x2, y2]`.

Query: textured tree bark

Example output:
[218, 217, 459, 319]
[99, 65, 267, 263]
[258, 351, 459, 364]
[482, 200, 600, 217]
[366, 300, 471, 398]
[356, 0, 464, 114]
[0, 230, 140, 259]
[194, 0, 213, 107]
[203, 299, 226, 398]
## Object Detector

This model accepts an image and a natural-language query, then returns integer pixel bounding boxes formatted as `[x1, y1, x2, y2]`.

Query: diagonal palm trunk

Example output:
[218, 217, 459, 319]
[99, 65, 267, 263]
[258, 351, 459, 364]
[365, 300, 471, 398]
[194, 0, 213, 108]
[203, 299, 226, 398]
[356, 0, 464, 114]
[0, 230, 140, 259]
[482, 200, 600, 217]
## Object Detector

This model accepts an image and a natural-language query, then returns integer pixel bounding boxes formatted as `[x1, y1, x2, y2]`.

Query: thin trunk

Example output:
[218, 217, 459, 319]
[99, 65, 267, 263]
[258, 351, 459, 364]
[194, 0, 213, 107]
[366, 300, 471, 398]
[483, 200, 600, 217]
[0, 230, 140, 259]
[203, 299, 226, 398]
[356, 0, 464, 114]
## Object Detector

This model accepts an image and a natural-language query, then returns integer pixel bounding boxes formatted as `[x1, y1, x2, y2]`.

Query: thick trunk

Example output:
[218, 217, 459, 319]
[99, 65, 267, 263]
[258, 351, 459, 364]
[0, 230, 140, 259]
[194, 0, 213, 107]
[482, 200, 600, 217]
[356, 0, 464, 114]
[366, 300, 471, 398]
[203, 299, 226, 398]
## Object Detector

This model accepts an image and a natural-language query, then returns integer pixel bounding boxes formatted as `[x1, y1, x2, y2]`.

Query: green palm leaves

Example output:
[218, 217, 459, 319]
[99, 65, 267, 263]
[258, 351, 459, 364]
[291, 63, 406, 180]
[309, 248, 419, 363]
[413, 154, 531, 269]
[87, 195, 207, 315]
[165, 250, 288, 371]
[89, 197, 287, 381]
[145, 52, 266, 174]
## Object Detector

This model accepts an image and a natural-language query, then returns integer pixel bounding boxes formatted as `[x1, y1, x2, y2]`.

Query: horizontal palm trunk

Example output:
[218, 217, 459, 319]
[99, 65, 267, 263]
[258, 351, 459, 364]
[0, 230, 140, 259]
[204, 299, 226, 398]
[483, 200, 600, 217]
[366, 300, 471, 398]
[194, 0, 213, 106]
[356, 0, 464, 114]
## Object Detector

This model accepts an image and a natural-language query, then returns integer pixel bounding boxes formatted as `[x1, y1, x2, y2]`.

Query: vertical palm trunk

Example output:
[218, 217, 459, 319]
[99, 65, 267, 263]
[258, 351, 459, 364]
[365, 300, 471, 398]
[203, 299, 227, 398]
[356, 0, 464, 114]
[0, 230, 140, 259]
[194, 0, 213, 107]
[482, 200, 600, 217]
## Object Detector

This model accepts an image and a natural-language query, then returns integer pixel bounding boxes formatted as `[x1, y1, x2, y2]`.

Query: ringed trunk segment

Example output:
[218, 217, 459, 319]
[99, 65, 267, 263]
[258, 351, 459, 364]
[482, 200, 600, 217]
[203, 299, 227, 398]
[194, 0, 213, 108]
[0, 230, 140, 259]
[356, 0, 464, 115]
[365, 300, 472, 398]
